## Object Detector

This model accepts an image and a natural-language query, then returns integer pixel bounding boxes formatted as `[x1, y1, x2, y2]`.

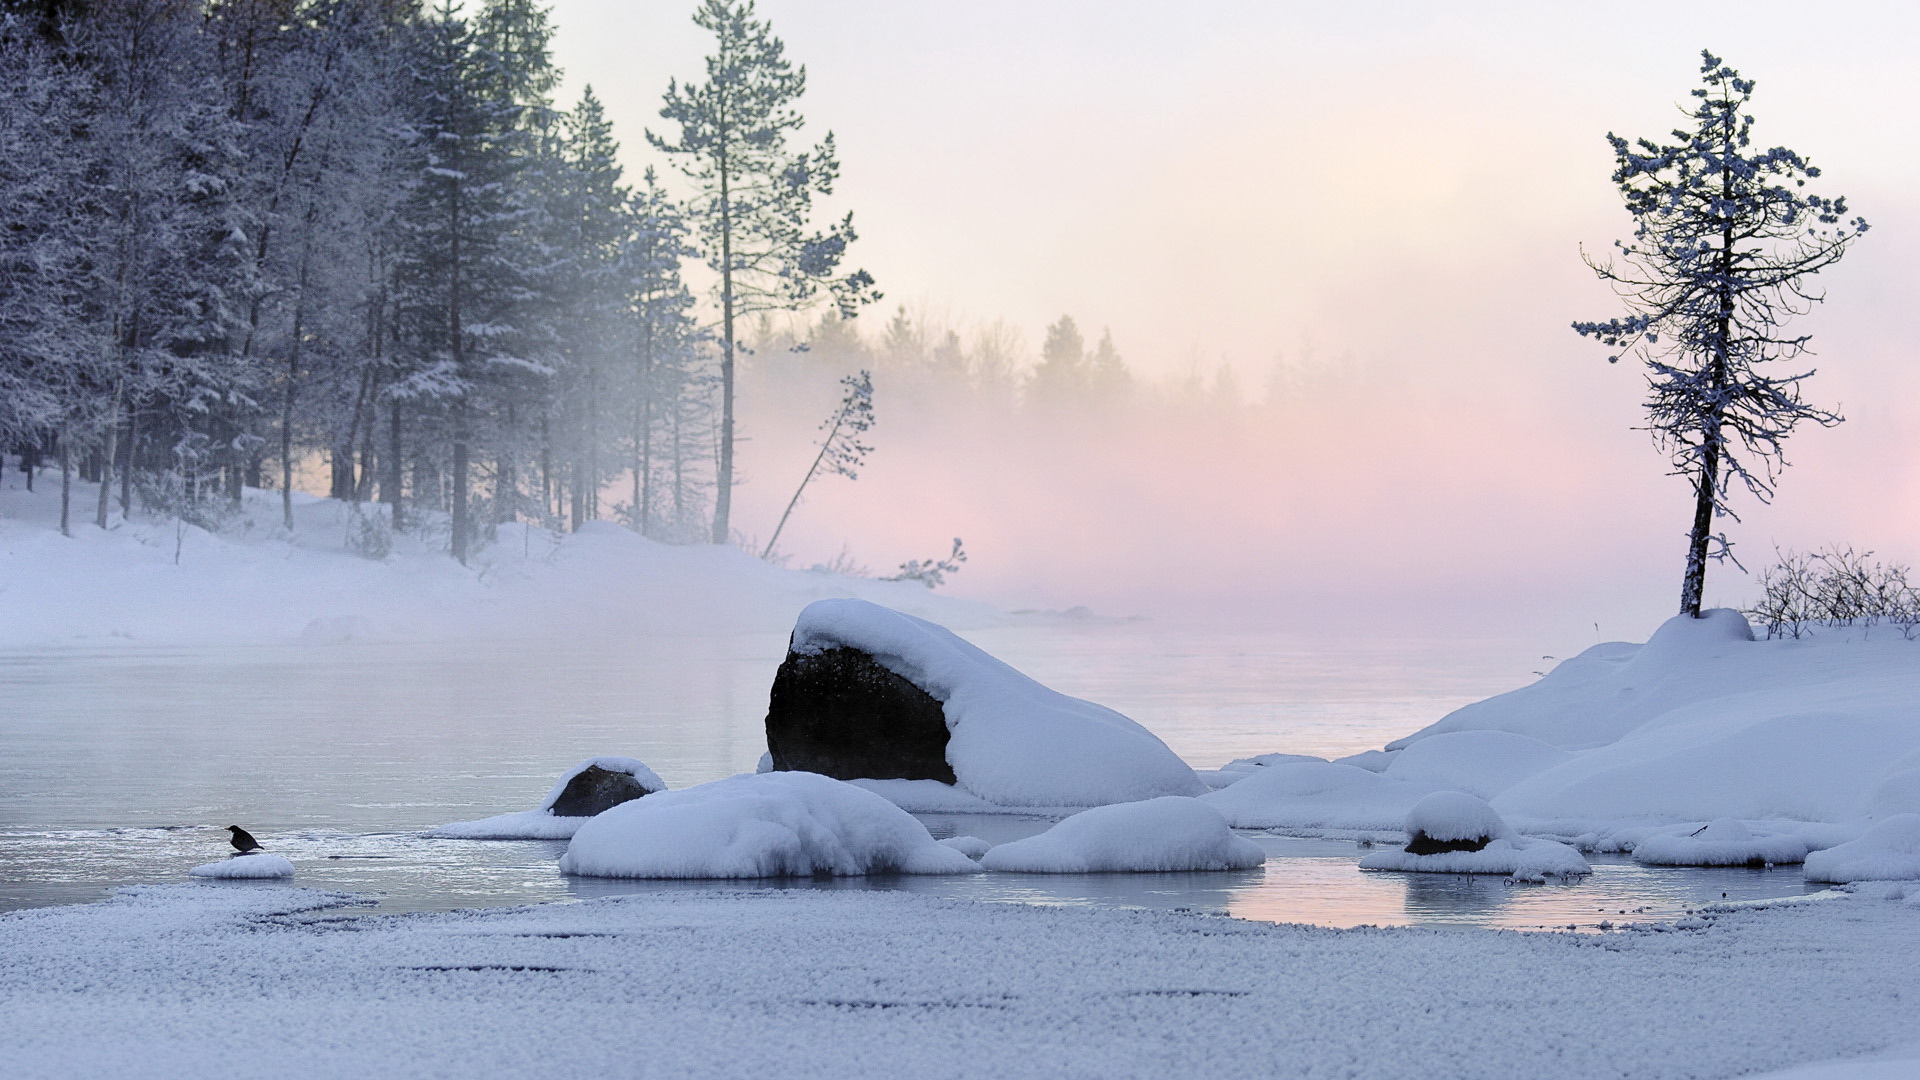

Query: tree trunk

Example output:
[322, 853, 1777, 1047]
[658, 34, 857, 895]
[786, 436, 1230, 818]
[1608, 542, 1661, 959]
[385, 401, 405, 531]
[1679, 441, 1718, 617]
[712, 159, 735, 545]
[120, 409, 138, 515]
[59, 430, 72, 537]
[96, 377, 124, 529]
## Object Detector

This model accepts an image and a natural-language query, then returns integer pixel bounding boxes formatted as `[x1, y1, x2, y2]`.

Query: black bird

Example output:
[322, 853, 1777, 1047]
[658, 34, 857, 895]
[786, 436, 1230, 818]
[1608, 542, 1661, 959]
[226, 825, 263, 854]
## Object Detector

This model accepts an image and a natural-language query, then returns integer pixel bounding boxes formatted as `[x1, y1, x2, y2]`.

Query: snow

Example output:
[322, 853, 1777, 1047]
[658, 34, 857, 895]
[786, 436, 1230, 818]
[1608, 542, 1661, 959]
[3, 884, 1919, 1080]
[0, 482, 1002, 650]
[1357, 793, 1590, 882]
[790, 599, 1205, 807]
[1358, 837, 1592, 882]
[1205, 611, 1920, 845]
[186, 854, 294, 879]
[936, 835, 992, 859]
[427, 756, 666, 840]
[558, 771, 982, 879]
[1198, 760, 1430, 835]
[1805, 815, 1920, 884]
[1631, 818, 1810, 867]
[978, 797, 1266, 873]
[1403, 790, 1509, 842]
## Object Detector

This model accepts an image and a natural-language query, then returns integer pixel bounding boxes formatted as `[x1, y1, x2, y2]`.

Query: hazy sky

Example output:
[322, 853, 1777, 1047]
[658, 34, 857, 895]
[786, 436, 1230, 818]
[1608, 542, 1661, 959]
[542, 2, 1920, 646]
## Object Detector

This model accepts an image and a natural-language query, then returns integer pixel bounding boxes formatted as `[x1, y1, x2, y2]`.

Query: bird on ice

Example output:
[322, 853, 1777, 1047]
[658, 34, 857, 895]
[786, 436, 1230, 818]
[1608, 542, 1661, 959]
[226, 825, 263, 854]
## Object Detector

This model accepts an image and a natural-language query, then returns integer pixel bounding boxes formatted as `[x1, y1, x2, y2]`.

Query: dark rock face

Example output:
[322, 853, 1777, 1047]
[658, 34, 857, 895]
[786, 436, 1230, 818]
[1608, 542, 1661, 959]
[765, 646, 956, 784]
[1404, 831, 1492, 856]
[548, 766, 658, 817]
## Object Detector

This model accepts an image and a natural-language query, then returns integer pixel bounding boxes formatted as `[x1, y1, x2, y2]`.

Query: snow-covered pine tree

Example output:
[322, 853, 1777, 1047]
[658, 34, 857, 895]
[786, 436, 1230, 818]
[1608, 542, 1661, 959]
[649, 0, 878, 546]
[390, 0, 526, 564]
[1574, 51, 1868, 617]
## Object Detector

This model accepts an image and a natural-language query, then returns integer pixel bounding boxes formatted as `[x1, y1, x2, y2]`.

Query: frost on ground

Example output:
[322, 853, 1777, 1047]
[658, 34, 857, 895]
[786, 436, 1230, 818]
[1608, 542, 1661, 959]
[185, 854, 294, 879]
[429, 757, 666, 840]
[784, 599, 1205, 807]
[2, 884, 1918, 1080]
[1204, 610, 1920, 852]
[558, 771, 980, 879]
[979, 797, 1265, 873]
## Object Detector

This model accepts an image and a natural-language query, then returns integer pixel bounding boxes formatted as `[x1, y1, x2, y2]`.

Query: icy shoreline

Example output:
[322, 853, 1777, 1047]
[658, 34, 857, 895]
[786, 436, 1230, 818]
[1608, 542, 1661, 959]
[1, 883, 1916, 1080]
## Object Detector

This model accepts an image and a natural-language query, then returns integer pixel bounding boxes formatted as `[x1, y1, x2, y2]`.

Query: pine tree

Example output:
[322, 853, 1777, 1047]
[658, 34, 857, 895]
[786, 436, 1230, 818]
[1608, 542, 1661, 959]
[1574, 51, 1868, 617]
[620, 167, 706, 538]
[649, 0, 877, 546]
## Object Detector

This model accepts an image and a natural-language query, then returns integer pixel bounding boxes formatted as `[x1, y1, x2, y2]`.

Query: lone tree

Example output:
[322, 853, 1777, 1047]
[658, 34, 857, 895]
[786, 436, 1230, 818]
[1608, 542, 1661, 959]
[651, 0, 877, 546]
[1574, 51, 1868, 617]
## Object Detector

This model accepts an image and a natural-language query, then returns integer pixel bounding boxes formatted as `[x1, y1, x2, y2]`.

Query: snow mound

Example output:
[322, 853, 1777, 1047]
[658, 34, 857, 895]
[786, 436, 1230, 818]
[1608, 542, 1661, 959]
[1865, 770, 1920, 818]
[1406, 791, 1510, 843]
[980, 797, 1266, 873]
[1805, 815, 1920, 883]
[189, 854, 295, 879]
[429, 756, 665, 839]
[1361, 793, 1588, 881]
[1382, 731, 1572, 800]
[558, 771, 982, 879]
[789, 599, 1204, 807]
[1358, 837, 1590, 882]
[936, 835, 992, 859]
[1200, 753, 1329, 789]
[1631, 818, 1810, 867]
[1198, 760, 1432, 834]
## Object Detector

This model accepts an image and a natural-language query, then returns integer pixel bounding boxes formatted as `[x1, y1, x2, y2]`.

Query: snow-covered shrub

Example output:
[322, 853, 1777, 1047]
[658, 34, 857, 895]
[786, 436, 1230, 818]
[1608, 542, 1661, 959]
[345, 508, 392, 560]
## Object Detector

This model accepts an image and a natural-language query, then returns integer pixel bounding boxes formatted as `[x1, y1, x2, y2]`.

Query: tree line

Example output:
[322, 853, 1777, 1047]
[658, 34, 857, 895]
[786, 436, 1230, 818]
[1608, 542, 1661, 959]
[0, 0, 872, 558]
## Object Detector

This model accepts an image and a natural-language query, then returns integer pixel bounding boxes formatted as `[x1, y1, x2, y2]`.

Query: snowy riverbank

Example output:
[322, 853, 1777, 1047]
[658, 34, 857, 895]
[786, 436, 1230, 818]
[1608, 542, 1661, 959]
[0, 883, 1916, 1080]
[0, 474, 999, 648]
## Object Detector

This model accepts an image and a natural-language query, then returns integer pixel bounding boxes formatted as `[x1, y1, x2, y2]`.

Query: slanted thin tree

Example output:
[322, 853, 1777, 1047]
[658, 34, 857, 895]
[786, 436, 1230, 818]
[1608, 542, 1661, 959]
[761, 369, 872, 560]
[650, 0, 877, 546]
[1574, 51, 1868, 617]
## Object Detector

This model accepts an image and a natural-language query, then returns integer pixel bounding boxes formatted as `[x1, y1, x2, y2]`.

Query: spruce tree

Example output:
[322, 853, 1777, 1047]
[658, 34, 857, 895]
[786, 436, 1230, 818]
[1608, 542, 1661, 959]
[1575, 52, 1868, 617]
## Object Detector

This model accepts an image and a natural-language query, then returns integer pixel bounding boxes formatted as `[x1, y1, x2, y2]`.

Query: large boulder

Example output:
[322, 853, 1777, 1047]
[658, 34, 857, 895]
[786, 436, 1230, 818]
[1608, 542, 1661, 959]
[766, 646, 956, 784]
[765, 599, 1204, 808]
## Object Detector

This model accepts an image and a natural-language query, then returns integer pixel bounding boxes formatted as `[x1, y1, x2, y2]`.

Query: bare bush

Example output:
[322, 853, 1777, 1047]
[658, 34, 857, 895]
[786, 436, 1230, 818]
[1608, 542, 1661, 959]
[1746, 546, 1919, 639]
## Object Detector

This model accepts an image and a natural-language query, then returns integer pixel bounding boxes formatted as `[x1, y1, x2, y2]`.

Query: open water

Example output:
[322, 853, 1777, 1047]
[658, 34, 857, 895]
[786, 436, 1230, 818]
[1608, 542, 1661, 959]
[0, 621, 1822, 929]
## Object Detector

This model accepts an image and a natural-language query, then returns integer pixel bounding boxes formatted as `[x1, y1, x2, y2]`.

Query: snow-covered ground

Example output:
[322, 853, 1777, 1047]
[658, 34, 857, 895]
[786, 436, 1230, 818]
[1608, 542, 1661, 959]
[1, 883, 1917, 1080]
[1199, 609, 1920, 859]
[0, 475, 1000, 648]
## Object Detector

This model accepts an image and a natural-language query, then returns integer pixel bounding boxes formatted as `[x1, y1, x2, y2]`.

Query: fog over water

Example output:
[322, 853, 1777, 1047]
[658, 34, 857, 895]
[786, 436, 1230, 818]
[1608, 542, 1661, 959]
[546, 1, 1920, 651]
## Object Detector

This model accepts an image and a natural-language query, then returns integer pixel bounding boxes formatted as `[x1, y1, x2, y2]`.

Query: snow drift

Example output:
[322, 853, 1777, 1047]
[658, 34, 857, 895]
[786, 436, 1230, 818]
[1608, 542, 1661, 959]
[979, 797, 1266, 873]
[776, 599, 1205, 808]
[1804, 815, 1920, 883]
[1631, 818, 1809, 867]
[558, 771, 982, 879]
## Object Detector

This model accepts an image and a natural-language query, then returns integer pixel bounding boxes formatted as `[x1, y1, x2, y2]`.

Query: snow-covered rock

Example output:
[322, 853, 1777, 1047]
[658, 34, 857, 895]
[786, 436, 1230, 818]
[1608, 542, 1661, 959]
[1804, 815, 1920, 883]
[768, 600, 1204, 808]
[1631, 818, 1810, 867]
[189, 854, 295, 879]
[1197, 760, 1431, 834]
[428, 756, 665, 840]
[1200, 753, 1329, 789]
[558, 770, 982, 879]
[979, 797, 1266, 873]
[1359, 792, 1588, 881]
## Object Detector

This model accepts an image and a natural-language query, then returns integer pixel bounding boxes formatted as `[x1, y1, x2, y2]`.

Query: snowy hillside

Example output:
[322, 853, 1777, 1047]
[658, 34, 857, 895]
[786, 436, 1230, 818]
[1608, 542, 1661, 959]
[0, 474, 1000, 648]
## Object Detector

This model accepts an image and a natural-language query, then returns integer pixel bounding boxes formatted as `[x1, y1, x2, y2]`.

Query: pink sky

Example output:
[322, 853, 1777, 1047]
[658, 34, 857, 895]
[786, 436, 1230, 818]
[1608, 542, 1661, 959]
[547, 2, 1920, 646]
